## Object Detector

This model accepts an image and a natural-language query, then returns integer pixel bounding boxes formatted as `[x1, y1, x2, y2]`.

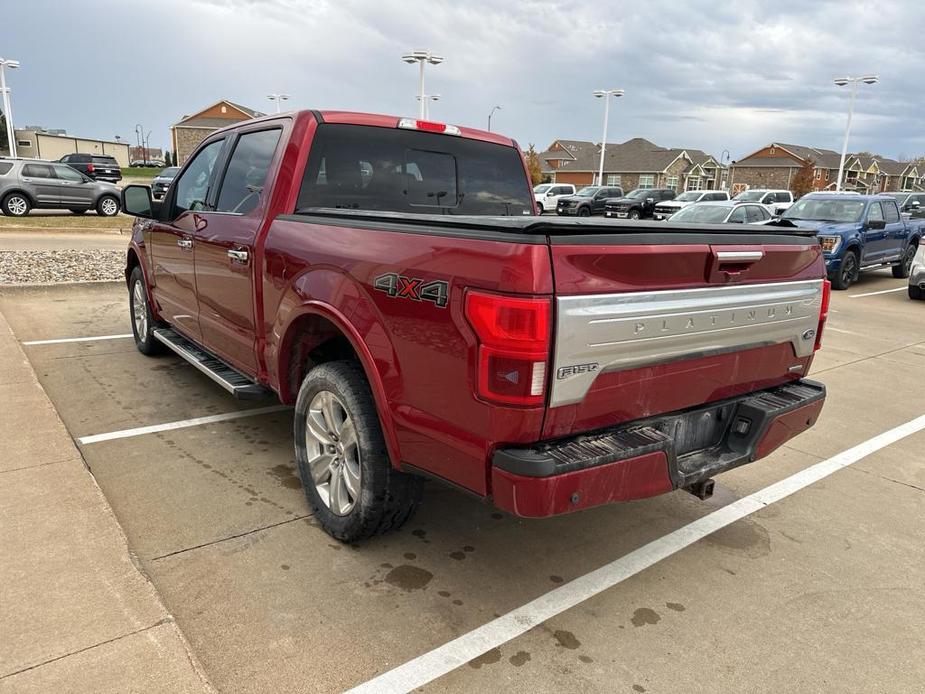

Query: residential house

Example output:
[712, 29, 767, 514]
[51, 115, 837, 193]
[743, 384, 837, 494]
[731, 142, 922, 194]
[171, 100, 264, 164]
[538, 137, 725, 192]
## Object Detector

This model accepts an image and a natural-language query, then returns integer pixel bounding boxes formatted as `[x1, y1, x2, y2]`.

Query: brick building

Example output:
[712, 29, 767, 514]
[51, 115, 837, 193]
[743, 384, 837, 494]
[538, 138, 725, 191]
[170, 100, 264, 164]
[731, 142, 923, 194]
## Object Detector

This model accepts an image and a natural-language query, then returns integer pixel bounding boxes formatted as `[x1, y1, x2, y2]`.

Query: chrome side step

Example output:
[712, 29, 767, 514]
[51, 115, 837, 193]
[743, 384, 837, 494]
[152, 328, 269, 400]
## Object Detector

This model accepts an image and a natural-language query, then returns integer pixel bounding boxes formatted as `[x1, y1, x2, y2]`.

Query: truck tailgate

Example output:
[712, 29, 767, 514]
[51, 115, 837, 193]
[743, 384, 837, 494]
[543, 228, 825, 439]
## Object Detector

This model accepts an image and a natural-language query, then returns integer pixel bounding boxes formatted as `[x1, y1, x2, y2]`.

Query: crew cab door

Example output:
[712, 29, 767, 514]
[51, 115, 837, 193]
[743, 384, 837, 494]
[861, 201, 891, 264]
[879, 199, 906, 261]
[149, 137, 227, 342]
[192, 125, 283, 375]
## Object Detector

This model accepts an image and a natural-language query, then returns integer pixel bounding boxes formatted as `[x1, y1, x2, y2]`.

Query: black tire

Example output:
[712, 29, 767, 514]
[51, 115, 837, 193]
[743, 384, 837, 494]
[628, 209, 641, 220]
[2, 192, 31, 217]
[892, 244, 916, 279]
[69, 208, 88, 215]
[536, 203, 544, 214]
[577, 207, 591, 217]
[910, 284, 923, 300]
[128, 267, 165, 355]
[96, 194, 120, 217]
[294, 360, 422, 543]
[831, 250, 859, 290]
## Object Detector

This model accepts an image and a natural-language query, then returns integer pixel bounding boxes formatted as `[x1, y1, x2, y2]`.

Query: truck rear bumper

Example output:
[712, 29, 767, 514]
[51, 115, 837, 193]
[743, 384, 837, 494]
[491, 379, 825, 518]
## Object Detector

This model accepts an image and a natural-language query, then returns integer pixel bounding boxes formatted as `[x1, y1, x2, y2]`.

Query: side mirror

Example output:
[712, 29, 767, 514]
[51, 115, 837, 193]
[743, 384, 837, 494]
[546, 191, 554, 197]
[866, 218, 886, 230]
[121, 184, 160, 219]
[912, 200, 921, 208]
[646, 197, 654, 203]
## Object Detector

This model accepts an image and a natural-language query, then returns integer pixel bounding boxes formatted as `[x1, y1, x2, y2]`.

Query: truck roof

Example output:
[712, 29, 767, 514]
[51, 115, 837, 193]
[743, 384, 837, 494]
[210, 109, 517, 148]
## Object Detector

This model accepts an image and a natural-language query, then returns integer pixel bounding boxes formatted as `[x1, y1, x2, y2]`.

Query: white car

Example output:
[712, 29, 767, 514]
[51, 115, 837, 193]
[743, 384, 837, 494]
[733, 189, 794, 215]
[665, 200, 774, 225]
[653, 190, 729, 220]
[534, 183, 576, 214]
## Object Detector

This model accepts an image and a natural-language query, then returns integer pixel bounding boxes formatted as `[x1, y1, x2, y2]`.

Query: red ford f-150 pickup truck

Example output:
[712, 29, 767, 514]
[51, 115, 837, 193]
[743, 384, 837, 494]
[121, 110, 829, 542]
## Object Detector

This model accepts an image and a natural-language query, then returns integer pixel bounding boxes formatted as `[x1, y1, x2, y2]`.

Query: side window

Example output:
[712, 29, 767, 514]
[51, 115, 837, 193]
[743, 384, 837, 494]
[215, 129, 282, 214]
[173, 139, 225, 216]
[728, 207, 748, 223]
[53, 165, 84, 182]
[22, 164, 55, 178]
[882, 201, 900, 223]
[867, 202, 884, 223]
[746, 205, 768, 223]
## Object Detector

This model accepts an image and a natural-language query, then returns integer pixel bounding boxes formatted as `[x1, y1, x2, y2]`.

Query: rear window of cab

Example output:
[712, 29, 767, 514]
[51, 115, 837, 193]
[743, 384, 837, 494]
[297, 124, 533, 216]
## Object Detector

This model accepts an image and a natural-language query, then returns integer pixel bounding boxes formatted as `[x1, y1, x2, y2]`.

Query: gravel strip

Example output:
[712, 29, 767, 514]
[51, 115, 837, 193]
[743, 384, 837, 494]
[0, 249, 125, 285]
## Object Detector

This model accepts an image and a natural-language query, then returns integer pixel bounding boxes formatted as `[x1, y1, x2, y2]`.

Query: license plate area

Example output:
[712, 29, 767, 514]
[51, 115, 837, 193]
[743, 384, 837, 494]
[651, 404, 733, 470]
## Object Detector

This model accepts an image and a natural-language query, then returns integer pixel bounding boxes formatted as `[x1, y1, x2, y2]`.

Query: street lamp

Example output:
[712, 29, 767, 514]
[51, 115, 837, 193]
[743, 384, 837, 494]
[415, 94, 440, 120]
[487, 105, 501, 132]
[402, 50, 444, 119]
[833, 74, 878, 192]
[1, 57, 21, 158]
[267, 93, 290, 113]
[593, 89, 624, 186]
[135, 124, 148, 166]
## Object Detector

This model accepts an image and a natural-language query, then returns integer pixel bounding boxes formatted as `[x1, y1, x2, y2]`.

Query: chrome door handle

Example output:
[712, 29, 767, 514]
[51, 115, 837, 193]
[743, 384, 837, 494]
[177, 238, 193, 250]
[227, 249, 249, 262]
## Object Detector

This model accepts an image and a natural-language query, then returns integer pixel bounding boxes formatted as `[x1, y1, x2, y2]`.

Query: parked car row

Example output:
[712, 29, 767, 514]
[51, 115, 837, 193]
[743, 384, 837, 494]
[0, 157, 122, 217]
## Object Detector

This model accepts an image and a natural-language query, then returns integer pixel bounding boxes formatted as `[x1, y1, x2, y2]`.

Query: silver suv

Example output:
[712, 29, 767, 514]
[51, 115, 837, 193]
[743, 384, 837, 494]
[0, 158, 122, 217]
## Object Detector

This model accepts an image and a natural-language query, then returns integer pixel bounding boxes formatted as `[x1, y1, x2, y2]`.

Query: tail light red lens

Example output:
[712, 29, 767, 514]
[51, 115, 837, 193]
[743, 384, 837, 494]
[87, 163, 95, 173]
[465, 290, 551, 406]
[814, 279, 831, 351]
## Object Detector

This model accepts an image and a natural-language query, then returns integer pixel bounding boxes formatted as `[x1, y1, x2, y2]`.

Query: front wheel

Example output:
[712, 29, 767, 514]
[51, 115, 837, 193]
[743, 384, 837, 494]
[536, 202, 544, 214]
[892, 244, 916, 279]
[831, 250, 859, 290]
[294, 361, 422, 543]
[910, 284, 923, 300]
[577, 207, 591, 217]
[628, 209, 641, 220]
[128, 267, 164, 355]
[97, 195, 120, 217]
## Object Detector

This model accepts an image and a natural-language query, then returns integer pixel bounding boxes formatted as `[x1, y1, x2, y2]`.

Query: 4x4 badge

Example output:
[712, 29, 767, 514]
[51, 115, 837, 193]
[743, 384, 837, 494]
[374, 273, 449, 308]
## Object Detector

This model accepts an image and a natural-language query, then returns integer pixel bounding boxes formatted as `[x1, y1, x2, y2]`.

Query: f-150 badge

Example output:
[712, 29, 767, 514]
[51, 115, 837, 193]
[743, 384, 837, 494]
[374, 273, 449, 308]
[557, 363, 599, 380]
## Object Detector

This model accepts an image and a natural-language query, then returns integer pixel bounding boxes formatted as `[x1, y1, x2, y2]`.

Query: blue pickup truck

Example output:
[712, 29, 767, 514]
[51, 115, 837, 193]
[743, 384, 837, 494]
[777, 193, 925, 290]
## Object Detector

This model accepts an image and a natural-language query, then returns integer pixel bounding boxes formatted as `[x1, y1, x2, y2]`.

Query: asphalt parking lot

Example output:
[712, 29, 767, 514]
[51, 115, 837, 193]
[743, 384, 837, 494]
[1, 271, 923, 694]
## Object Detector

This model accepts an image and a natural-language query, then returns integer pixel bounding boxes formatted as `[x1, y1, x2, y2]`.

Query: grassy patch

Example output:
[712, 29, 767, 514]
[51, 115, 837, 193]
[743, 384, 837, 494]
[0, 213, 132, 231]
[120, 167, 160, 178]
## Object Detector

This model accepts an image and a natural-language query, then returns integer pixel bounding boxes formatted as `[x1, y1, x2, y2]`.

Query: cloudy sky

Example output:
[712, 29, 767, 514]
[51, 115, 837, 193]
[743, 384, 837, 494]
[4, 0, 924, 161]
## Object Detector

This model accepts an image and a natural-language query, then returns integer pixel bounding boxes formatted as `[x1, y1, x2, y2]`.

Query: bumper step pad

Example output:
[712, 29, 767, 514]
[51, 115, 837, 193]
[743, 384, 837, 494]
[493, 379, 826, 487]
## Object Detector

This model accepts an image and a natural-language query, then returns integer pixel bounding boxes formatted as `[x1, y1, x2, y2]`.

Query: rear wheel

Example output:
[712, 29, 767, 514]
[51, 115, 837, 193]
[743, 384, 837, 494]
[97, 195, 120, 217]
[892, 244, 916, 279]
[2, 193, 31, 217]
[294, 361, 422, 543]
[831, 250, 859, 290]
[128, 267, 164, 355]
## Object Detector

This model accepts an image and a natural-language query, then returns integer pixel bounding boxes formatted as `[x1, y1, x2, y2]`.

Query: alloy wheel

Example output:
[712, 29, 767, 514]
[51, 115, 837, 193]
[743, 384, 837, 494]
[132, 280, 148, 341]
[305, 390, 361, 516]
[841, 254, 858, 286]
[101, 198, 119, 216]
[7, 196, 28, 216]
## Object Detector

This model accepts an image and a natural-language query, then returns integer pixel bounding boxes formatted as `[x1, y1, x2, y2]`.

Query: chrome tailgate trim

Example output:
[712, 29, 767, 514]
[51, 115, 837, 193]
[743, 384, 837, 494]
[551, 280, 824, 407]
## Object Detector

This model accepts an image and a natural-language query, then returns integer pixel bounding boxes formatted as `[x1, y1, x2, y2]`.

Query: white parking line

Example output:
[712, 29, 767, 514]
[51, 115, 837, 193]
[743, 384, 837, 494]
[76, 405, 291, 445]
[848, 287, 908, 298]
[22, 333, 133, 346]
[346, 413, 925, 694]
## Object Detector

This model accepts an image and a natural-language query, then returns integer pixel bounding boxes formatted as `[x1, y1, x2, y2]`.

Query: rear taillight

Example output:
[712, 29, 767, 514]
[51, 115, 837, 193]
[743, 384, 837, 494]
[464, 290, 551, 406]
[87, 163, 95, 173]
[814, 279, 831, 351]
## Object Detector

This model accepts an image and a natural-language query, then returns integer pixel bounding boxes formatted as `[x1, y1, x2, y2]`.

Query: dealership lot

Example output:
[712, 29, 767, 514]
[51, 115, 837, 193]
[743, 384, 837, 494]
[1, 274, 923, 693]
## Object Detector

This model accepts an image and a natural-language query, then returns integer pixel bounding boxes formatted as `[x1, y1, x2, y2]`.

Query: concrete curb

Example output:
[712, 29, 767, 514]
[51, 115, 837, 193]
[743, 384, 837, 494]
[0, 305, 215, 692]
[0, 280, 125, 293]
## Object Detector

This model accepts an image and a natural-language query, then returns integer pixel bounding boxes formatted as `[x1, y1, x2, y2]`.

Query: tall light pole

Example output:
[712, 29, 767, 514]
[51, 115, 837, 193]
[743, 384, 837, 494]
[402, 50, 443, 119]
[721, 149, 731, 190]
[833, 74, 878, 192]
[1, 57, 21, 158]
[267, 93, 290, 113]
[593, 89, 624, 186]
[487, 105, 501, 132]
[415, 94, 440, 120]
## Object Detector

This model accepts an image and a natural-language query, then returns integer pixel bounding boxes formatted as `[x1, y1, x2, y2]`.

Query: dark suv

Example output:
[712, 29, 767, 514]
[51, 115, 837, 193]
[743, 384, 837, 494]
[555, 186, 624, 216]
[604, 188, 676, 219]
[58, 153, 123, 183]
